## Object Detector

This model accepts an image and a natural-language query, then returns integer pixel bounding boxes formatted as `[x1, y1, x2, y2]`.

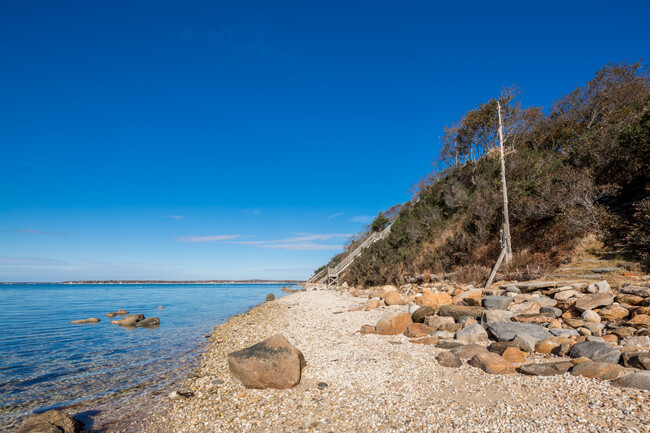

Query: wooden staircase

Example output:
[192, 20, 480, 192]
[326, 224, 392, 288]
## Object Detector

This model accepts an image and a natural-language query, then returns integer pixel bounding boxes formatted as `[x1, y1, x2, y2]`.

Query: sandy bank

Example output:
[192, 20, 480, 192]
[143, 289, 649, 432]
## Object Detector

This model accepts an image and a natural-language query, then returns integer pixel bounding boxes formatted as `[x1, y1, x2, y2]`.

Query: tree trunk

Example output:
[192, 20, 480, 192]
[497, 101, 513, 264]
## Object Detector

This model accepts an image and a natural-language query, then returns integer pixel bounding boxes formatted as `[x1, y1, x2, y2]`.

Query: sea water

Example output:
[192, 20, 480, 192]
[0, 283, 293, 430]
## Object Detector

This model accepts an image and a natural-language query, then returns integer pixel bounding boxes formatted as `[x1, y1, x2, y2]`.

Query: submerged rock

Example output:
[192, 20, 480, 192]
[70, 318, 100, 324]
[111, 313, 145, 326]
[227, 334, 306, 389]
[16, 410, 83, 433]
[135, 317, 160, 327]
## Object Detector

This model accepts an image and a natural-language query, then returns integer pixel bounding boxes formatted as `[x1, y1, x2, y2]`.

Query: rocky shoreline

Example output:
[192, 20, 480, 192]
[136, 279, 650, 433]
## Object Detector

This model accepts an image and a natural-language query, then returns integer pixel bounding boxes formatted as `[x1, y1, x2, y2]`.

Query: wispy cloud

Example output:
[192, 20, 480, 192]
[234, 232, 349, 251]
[176, 234, 241, 243]
[257, 243, 343, 251]
[350, 216, 373, 223]
[327, 212, 344, 220]
[0, 255, 69, 266]
[1, 229, 65, 235]
[164, 215, 186, 220]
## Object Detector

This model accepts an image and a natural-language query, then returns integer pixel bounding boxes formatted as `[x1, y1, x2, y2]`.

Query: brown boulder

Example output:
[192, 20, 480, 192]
[417, 292, 452, 308]
[570, 361, 621, 380]
[404, 323, 433, 338]
[359, 325, 375, 334]
[599, 305, 630, 321]
[436, 351, 463, 368]
[383, 291, 403, 306]
[535, 337, 573, 355]
[110, 313, 144, 326]
[574, 293, 614, 312]
[452, 289, 483, 306]
[411, 306, 435, 323]
[365, 299, 381, 310]
[227, 334, 306, 389]
[468, 352, 515, 374]
[629, 314, 650, 327]
[501, 346, 528, 363]
[16, 410, 82, 433]
[70, 318, 100, 324]
[375, 313, 413, 335]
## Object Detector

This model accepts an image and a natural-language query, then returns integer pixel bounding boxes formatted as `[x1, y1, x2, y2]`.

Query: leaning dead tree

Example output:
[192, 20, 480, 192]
[485, 100, 513, 288]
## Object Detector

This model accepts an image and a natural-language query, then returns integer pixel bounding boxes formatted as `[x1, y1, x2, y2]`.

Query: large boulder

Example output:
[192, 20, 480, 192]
[365, 299, 381, 310]
[383, 291, 403, 306]
[468, 352, 515, 374]
[411, 306, 435, 323]
[570, 361, 621, 380]
[450, 343, 489, 360]
[134, 317, 160, 327]
[518, 361, 573, 376]
[485, 322, 552, 342]
[16, 410, 82, 433]
[436, 351, 462, 368]
[404, 323, 432, 338]
[111, 313, 145, 326]
[481, 310, 513, 323]
[227, 334, 306, 389]
[568, 341, 621, 364]
[375, 313, 413, 335]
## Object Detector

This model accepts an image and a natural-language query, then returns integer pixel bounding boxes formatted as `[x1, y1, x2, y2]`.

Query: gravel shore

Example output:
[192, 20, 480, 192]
[143, 289, 650, 433]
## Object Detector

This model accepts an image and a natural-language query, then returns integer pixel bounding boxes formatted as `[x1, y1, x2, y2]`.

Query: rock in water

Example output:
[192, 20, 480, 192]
[568, 341, 621, 364]
[375, 313, 413, 335]
[16, 410, 83, 433]
[135, 317, 160, 327]
[110, 313, 145, 326]
[70, 318, 100, 324]
[227, 334, 306, 389]
[266, 293, 275, 301]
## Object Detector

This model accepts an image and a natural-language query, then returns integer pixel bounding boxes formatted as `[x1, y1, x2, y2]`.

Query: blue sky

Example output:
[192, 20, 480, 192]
[1, 0, 649, 281]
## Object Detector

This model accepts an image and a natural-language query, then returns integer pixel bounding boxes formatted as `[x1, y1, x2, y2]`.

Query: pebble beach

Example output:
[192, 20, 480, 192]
[139, 287, 650, 433]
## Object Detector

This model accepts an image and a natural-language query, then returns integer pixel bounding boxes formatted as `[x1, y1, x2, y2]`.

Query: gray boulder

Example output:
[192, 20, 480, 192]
[482, 296, 512, 310]
[436, 351, 462, 368]
[540, 306, 562, 318]
[455, 323, 488, 343]
[550, 328, 580, 337]
[485, 322, 552, 342]
[450, 343, 489, 360]
[610, 371, 650, 390]
[481, 310, 513, 323]
[512, 333, 539, 353]
[620, 285, 650, 298]
[135, 317, 160, 327]
[518, 361, 573, 376]
[568, 341, 621, 364]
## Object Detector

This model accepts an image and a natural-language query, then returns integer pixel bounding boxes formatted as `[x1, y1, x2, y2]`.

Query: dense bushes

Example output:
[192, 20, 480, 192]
[318, 62, 650, 286]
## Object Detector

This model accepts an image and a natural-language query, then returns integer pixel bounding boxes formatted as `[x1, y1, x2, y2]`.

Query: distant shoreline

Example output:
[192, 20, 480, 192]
[0, 280, 306, 285]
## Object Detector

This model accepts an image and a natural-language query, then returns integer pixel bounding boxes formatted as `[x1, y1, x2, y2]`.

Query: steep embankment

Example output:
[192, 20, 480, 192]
[315, 62, 650, 287]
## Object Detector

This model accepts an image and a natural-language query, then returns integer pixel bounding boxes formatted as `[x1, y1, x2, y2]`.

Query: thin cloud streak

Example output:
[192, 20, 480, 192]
[350, 216, 373, 223]
[327, 212, 344, 219]
[258, 243, 343, 251]
[235, 233, 350, 245]
[176, 234, 241, 243]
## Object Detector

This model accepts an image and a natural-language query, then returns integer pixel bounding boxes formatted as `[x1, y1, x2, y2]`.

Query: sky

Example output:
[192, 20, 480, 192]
[1, 0, 649, 282]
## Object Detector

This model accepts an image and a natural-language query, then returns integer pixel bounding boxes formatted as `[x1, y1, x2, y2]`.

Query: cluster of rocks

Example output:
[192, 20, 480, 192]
[357, 279, 650, 390]
[70, 308, 160, 327]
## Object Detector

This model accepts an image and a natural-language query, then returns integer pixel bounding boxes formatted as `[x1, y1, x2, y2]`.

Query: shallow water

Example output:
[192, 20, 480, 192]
[0, 283, 292, 430]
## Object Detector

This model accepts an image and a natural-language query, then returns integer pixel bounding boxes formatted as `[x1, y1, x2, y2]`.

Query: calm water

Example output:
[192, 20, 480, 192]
[0, 283, 293, 430]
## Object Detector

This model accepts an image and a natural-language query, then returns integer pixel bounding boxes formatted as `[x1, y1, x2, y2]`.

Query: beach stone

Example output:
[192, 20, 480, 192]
[617, 294, 645, 305]
[455, 323, 488, 343]
[518, 361, 574, 376]
[508, 301, 541, 316]
[458, 316, 477, 327]
[584, 322, 605, 337]
[574, 293, 614, 312]
[512, 313, 555, 324]
[611, 326, 637, 339]
[622, 352, 650, 370]
[409, 336, 439, 345]
[380, 286, 397, 299]
[481, 310, 513, 323]
[488, 340, 518, 353]
[554, 290, 580, 301]
[411, 306, 435, 323]
[359, 325, 375, 334]
[550, 328, 580, 337]
[468, 352, 515, 374]
[587, 280, 612, 294]
[383, 291, 403, 306]
[483, 296, 512, 310]
[564, 318, 585, 328]
[106, 312, 116, 318]
[513, 334, 539, 353]
[629, 314, 650, 327]
[485, 322, 552, 342]
[569, 341, 621, 364]
[581, 310, 601, 323]
[623, 336, 650, 347]
[450, 343, 489, 360]
[540, 306, 562, 318]
[135, 317, 160, 327]
[439, 305, 485, 320]
[365, 299, 381, 310]
[535, 337, 573, 355]
[533, 296, 557, 308]
[375, 312, 413, 335]
[436, 351, 462, 368]
[432, 330, 455, 340]
[570, 361, 621, 380]
[266, 293, 275, 301]
[111, 313, 145, 326]
[424, 315, 454, 330]
[404, 323, 432, 338]
[416, 292, 452, 308]
[610, 371, 650, 390]
[599, 305, 630, 320]
[439, 323, 463, 333]
[452, 289, 483, 306]
[116, 309, 128, 315]
[620, 285, 650, 298]
[15, 410, 82, 433]
[408, 304, 419, 314]
[501, 346, 528, 363]
[70, 318, 100, 324]
[227, 334, 306, 389]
